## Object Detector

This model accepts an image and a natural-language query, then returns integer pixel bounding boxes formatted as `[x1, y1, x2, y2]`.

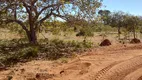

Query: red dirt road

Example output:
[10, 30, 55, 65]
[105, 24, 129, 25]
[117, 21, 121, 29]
[1, 44, 142, 80]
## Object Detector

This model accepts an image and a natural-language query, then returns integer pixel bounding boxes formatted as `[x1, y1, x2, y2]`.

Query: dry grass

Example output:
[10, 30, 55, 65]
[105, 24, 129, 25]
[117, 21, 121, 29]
[1, 28, 142, 45]
[0, 29, 21, 40]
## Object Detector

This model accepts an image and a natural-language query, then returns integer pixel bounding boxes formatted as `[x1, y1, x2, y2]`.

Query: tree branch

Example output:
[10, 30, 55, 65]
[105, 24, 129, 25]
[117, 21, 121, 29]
[35, 3, 62, 20]
[35, 9, 54, 30]
[23, 2, 31, 16]
[6, 19, 28, 32]
[31, 0, 38, 5]
[52, 12, 64, 18]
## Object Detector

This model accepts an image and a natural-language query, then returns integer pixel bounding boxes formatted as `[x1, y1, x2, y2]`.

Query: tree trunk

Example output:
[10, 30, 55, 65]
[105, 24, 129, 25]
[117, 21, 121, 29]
[118, 26, 121, 40]
[26, 29, 37, 44]
[133, 26, 136, 39]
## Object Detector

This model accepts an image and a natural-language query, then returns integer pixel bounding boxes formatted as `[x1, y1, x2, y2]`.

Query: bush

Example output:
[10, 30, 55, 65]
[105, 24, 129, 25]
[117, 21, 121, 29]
[0, 45, 39, 66]
[76, 28, 94, 37]
[40, 39, 93, 60]
[19, 46, 38, 59]
[83, 40, 93, 48]
[0, 39, 93, 66]
[94, 27, 102, 32]
[1, 54, 20, 66]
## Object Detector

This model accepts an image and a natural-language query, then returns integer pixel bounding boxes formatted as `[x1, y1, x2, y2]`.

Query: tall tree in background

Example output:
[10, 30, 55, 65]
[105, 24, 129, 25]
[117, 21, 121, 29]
[0, 0, 102, 44]
[124, 15, 140, 39]
[110, 11, 125, 39]
[98, 10, 111, 25]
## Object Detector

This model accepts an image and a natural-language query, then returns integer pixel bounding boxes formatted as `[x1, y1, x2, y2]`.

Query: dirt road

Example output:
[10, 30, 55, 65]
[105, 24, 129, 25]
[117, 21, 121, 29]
[1, 44, 142, 80]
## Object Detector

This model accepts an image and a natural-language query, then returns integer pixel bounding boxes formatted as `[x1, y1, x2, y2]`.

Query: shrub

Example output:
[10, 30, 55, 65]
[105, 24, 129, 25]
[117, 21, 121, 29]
[40, 39, 93, 60]
[19, 46, 39, 59]
[1, 54, 20, 66]
[76, 28, 94, 37]
[83, 40, 93, 48]
[0, 39, 93, 66]
[0, 46, 39, 66]
[95, 27, 102, 32]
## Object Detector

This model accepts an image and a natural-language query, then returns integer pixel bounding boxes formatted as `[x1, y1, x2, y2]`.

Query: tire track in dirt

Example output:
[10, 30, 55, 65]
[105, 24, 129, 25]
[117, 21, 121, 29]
[138, 76, 142, 80]
[89, 61, 122, 80]
[93, 56, 142, 80]
[123, 67, 142, 80]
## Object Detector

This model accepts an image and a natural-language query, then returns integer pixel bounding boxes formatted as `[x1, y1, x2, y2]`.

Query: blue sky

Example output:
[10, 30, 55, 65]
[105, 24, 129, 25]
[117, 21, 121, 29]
[102, 0, 142, 16]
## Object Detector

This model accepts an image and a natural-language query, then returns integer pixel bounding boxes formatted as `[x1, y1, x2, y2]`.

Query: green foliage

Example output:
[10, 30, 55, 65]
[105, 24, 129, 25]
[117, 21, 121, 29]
[0, 0, 102, 44]
[82, 40, 93, 48]
[94, 26, 102, 32]
[0, 45, 38, 66]
[98, 10, 111, 25]
[0, 53, 20, 66]
[40, 39, 93, 60]
[0, 39, 93, 66]
[0, 39, 28, 53]
[18, 46, 38, 59]
[76, 27, 94, 37]
[94, 24, 117, 32]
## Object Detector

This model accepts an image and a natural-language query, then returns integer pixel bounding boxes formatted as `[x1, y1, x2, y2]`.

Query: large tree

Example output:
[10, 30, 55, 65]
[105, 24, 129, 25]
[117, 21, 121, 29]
[123, 15, 140, 39]
[98, 10, 111, 25]
[110, 11, 125, 39]
[0, 0, 102, 44]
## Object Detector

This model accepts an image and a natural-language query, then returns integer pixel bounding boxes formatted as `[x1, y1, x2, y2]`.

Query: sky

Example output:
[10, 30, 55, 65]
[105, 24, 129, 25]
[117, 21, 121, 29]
[102, 0, 142, 16]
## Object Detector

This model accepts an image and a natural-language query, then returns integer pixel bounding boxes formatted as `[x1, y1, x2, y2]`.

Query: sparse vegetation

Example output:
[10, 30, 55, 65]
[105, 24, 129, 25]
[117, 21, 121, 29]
[0, 38, 93, 66]
[76, 27, 94, 37]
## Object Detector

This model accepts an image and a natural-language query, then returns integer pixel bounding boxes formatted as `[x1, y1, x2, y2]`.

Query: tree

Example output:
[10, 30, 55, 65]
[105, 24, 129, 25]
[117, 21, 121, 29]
[98, 10, 111, 25]
[124, 15, 140, 39]
[110, 11, 125, 39]
[0, 0, 102, 44]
